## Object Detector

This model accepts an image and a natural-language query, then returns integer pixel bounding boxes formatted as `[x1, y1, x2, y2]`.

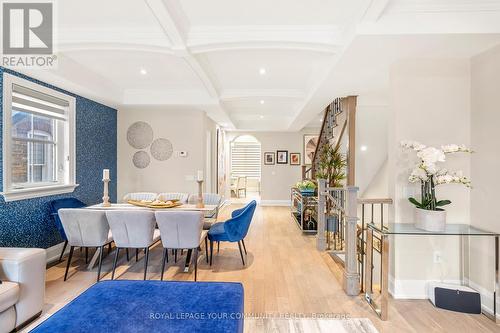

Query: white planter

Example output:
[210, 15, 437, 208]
[414, 208, 446, 232]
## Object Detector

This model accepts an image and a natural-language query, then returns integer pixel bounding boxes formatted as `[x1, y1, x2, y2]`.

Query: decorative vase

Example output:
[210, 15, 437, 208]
[414, 208, 446, 232]
[300, 188, 316, 196]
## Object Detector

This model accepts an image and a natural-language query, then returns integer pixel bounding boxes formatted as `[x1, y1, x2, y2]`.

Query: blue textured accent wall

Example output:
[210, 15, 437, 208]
[0, 67, 117, 248]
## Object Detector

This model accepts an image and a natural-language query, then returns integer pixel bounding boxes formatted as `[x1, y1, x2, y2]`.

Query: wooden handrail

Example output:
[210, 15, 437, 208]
[358, 198, 393, 205]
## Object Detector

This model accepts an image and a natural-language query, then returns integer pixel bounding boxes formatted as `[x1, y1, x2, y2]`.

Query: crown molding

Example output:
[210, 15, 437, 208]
[387, 0, 500, 13]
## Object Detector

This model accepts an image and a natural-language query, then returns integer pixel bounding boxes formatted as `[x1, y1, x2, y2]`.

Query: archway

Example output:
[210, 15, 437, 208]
[229, 135, 261, 203]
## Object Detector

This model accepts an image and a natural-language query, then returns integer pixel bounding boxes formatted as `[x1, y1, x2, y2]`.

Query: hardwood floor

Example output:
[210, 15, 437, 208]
[25, 205, 500, 332]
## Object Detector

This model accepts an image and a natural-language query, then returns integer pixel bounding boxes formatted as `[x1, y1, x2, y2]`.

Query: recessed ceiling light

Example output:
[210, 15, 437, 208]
[140, 68, 147, 75]
[260, 100, 265, 105]
[360, 145, 368, 151]
[259, 68, 266, 75]
[259, 115, 264, 119]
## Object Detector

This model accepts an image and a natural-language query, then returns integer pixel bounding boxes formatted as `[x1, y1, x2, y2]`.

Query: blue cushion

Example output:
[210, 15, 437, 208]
[30, 280, 244, 333]
[208, 201, 256, 243]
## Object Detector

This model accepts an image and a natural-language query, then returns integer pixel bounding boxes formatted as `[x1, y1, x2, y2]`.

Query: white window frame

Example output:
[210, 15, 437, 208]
[2, 73, 78, 201]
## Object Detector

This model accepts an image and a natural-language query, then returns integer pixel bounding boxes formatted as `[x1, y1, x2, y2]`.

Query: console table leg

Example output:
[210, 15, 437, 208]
[381, 234, 389, 321]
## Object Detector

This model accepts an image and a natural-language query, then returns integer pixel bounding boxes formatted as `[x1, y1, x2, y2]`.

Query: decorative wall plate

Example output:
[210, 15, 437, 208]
[150, 138, 173, 161]
[127, 121, 153, 149]
[132, 151, 150, 169]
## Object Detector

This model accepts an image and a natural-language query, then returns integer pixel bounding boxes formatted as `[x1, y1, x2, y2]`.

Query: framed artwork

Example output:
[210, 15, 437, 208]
[276, 150, 288, 164]
[264, 152, 275, 165]
[303, 134, 319, 165]
[290, 153, 301, 165]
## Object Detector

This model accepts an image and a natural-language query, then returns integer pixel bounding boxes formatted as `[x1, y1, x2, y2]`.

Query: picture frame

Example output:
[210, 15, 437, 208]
[276, 150, 288, 164]
[290, 153, 301, 165]
[264, 152, 275, 165]
[303, 134, 319, 165]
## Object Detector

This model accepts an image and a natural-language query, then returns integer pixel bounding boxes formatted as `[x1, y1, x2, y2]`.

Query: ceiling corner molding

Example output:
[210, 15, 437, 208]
[386, 0, 500, 14]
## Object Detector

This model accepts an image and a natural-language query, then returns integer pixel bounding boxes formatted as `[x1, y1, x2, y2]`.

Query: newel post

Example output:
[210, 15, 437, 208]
[316, 178, 327, 251]
[343, 186, 360, 296]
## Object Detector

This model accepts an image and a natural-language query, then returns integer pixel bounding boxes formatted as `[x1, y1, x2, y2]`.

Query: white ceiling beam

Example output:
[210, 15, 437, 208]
[59, 42, 175, 55]
[361, 0, 391, 22]
[142, 0, 235, 128]
[220, 89, 306, 101]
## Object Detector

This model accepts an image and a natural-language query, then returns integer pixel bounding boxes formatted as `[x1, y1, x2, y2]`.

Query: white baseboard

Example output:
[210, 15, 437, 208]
[260, 200, 290, 207]
[46, 242, 68, 264]
[465, 278, 500, 319]
[388, 275, 461, 299]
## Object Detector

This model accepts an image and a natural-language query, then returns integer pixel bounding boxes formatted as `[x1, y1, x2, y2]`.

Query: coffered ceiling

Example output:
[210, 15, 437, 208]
[15, 0, 500, 131]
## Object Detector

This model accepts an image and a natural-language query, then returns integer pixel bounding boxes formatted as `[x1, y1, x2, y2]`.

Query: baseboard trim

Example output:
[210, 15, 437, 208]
[465, 278, 500, 319]
[260, 200, 290, 207]
[388, 276, 461, 299]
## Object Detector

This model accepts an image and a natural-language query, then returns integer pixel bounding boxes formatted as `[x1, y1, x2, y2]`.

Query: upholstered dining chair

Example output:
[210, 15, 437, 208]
[155, 211, 207, 281]
[105, 210, 160, 280]
[208, 200, 257, 266]
[188, 193, 223, 230]
[49, 197, 87, 262]
[157, 192, 189, 204]
[58, 209, 113, 282]
[122, 192, 158, 202]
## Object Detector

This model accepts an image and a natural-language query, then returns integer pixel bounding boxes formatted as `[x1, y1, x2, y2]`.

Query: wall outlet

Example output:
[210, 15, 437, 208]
[433, 251, 442, 264]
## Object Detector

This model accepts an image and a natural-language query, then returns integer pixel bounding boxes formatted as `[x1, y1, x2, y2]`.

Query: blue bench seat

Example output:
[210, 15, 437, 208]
[30, 280, 244, 333]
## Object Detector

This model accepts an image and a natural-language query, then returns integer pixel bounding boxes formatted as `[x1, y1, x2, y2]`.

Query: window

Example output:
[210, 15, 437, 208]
[230, 135, 261, 179]
[2, 73, 77, 201]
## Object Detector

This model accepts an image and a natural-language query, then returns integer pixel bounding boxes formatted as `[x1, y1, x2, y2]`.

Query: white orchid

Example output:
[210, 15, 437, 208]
[402, 140, 472, 211]
[401, 140, 426, 151]
[409, 166, 428, 183]
[442, 144, 472, 154]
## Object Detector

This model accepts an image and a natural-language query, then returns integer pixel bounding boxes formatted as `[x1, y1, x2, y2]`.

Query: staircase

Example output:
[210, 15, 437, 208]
[302, 96, 357, 184]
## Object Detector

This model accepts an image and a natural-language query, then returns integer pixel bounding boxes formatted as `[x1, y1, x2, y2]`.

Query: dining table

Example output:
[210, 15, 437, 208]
[85, 202, 218, 273]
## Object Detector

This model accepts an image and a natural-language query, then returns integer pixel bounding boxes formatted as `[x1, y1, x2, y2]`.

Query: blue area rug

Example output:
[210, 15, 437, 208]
[30, 280, 244, 333]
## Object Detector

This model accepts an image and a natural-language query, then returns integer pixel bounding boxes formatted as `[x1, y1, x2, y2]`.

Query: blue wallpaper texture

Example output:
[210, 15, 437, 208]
[0, 67, 117, 248]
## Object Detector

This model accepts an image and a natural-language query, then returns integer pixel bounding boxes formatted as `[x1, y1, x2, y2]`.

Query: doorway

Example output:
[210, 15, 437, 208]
[230, 135, 261, 204]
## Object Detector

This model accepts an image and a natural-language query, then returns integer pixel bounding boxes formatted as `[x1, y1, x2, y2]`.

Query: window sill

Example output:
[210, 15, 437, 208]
[1, 184, 79, 202]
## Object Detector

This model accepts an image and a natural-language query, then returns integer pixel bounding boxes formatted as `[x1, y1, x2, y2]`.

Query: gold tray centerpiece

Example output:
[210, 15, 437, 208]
[127, 199, 183, 209]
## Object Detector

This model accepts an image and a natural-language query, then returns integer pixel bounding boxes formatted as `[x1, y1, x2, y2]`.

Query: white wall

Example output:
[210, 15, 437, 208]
[226, 131, 309, 204]
[117, 108, 216, 200]
[470, 44, 500, 311]
[387, 59, 472, 298]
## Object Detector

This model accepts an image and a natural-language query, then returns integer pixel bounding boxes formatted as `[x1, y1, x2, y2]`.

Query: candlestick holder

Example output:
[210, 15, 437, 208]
[196, 180, 205, 208]
[102, 178, 111, 207]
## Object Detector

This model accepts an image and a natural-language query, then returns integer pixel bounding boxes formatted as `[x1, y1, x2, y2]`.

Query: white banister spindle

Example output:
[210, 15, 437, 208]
[317, 178, 327, 251]
[343, 186, 360, 295]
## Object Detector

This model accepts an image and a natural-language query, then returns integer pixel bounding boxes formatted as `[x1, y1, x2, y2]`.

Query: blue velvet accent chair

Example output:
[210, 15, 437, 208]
[208, 200, 256, 266]
[49, 198, 87, 262]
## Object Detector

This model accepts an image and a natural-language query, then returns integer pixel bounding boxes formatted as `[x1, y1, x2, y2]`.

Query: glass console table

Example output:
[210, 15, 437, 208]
[365, 223, 499, 321]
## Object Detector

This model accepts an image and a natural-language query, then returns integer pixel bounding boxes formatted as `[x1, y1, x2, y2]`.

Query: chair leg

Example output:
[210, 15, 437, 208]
[64, 246, 74, 281]
[97, 245, 104, 282]
[85, 247, 89, 264]
[204, 236, 209, 264]
[160, 248, 168, 281]
[108, 243, 112, 255]
[217, 241, 220, 254]
[237, 241, 245, 266]
[144, 247, 150, 280]
[241, 239, 247, 255]
[174, 250, 178, 263]
[136, 248, 139, 262]
[112, 248, 120, 280]
[59, 240, 68, 262]
[126, 248, 130, 261]
[209, 240, 214, 266]
[194, 248, 198, 281]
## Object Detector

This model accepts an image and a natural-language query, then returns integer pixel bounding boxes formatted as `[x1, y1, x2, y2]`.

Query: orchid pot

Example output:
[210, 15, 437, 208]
[414, 208, 446, 232]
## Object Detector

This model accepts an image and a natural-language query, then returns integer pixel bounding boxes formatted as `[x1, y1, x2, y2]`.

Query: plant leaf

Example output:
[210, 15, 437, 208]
[408, 197, 423, 208]
[436, 200, 452, 207]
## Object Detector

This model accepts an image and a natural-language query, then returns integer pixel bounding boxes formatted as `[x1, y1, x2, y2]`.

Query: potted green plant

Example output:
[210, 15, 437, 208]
[315, 144, 347, 233]
[295, 180, 316, 196]
[401, 141, 472, 231]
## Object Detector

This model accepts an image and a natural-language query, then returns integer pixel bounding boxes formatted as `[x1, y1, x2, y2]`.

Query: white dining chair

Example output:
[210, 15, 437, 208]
[58, 209, 113, 282]
[155, 211, 207, 281]
[157, 192, 189, 204]
[105, 210, 160, 280]
[122, 192, 158, 202]
[188, 193, 223, 230]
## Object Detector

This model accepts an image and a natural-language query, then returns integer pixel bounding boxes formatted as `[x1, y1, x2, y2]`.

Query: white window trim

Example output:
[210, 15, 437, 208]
[2, 73, 78, 202]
